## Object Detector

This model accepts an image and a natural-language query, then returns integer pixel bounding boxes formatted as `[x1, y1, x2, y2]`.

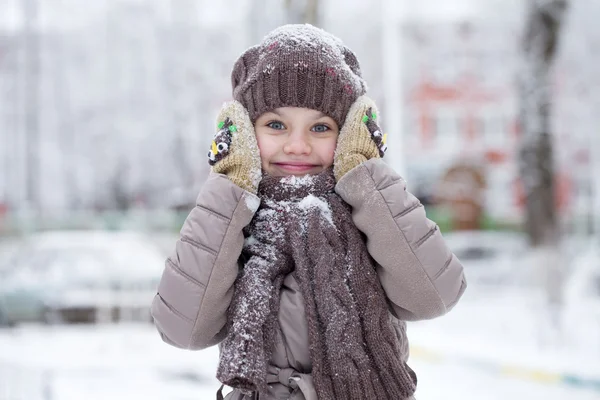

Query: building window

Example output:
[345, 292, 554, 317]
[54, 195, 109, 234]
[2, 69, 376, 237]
[476, 108, 509, 146]
[433, 108, 461, 147]
[484, 113, 506, 145]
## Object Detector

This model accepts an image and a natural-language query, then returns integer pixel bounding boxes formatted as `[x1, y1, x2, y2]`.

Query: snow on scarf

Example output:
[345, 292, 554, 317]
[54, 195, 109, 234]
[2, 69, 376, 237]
[216, 168, 417, 399]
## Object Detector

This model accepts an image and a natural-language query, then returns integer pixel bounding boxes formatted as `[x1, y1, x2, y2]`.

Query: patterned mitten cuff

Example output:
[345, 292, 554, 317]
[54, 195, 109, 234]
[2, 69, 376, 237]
[208, 101, 262, 194]
[334, 96, 387, 181]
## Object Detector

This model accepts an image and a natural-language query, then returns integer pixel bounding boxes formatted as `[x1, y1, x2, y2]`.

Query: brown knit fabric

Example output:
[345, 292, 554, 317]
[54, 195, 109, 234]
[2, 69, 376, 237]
[231, 24, 367, 128]
[216, 168, 417, 399]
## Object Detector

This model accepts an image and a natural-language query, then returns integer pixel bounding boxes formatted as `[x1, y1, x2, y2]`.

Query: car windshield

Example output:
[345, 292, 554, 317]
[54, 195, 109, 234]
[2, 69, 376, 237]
[594, 275, 600, 297]
[445, 232, 526, 261]
[454, 247, 498, 261]
[1, 248, 111, 289]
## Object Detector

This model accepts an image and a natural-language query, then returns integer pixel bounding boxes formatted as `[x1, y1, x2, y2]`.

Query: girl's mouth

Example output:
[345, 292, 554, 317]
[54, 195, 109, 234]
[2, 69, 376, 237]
[273, 163, 318, 173]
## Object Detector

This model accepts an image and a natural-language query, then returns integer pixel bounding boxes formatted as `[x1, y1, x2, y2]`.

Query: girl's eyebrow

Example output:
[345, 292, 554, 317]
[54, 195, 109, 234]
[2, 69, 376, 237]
[268, 109, 328, 120]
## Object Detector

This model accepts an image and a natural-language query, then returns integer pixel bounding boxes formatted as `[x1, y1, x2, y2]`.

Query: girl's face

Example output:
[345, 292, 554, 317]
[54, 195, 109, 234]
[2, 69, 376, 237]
[254, 107, 339, 177]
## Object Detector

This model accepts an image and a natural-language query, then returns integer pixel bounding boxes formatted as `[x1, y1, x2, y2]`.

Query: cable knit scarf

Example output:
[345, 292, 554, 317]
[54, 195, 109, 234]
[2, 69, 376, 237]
[216, 168, 417, 399]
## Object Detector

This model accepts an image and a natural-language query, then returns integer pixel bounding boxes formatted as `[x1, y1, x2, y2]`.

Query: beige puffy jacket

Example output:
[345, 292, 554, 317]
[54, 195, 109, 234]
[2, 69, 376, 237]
[151, 159, 467, 399]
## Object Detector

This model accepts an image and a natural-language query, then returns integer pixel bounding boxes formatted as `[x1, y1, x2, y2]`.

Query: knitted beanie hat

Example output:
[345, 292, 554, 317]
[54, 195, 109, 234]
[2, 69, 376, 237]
[231, 24, 367, 128]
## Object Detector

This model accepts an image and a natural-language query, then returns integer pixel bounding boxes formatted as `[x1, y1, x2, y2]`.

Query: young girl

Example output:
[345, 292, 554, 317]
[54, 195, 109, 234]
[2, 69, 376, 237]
[151, 24, 466, 400]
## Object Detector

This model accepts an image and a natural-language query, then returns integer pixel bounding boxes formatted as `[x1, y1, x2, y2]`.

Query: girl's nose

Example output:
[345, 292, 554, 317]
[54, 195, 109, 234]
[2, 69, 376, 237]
[283, 131, 311, 155]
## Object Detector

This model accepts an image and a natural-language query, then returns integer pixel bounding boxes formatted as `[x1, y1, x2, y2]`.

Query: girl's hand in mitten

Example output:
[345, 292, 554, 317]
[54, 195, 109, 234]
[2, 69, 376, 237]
[333, 95, 387, 182]
[207, 101, 262, 194]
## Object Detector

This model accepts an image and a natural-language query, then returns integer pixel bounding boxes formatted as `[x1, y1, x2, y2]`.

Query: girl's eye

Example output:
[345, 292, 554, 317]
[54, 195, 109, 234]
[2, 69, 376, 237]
[267, 121, 285, 130]
[311, 124, 330, 133]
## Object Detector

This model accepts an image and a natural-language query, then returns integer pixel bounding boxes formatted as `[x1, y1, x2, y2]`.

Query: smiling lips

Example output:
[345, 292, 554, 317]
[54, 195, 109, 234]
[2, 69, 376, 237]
[273, 162, 318, 173]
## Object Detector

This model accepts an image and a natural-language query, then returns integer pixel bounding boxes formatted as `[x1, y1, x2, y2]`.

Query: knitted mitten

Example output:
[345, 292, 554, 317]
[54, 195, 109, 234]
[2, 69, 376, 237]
[208, 101, 262, 194]
[333, 95, 387, 181]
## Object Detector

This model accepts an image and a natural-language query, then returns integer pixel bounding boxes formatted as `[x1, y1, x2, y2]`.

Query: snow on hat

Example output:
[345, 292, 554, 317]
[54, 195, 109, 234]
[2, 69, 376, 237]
[231, 24, 367, 128]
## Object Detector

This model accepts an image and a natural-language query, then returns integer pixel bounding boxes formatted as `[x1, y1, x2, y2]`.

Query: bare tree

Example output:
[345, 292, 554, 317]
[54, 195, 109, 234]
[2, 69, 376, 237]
[22, 0, 41, 212]
[519, 0, 568, 247]
[284, 0, 319, 25]
[518, 0, 568, 330]
[305, 0, 319, 25]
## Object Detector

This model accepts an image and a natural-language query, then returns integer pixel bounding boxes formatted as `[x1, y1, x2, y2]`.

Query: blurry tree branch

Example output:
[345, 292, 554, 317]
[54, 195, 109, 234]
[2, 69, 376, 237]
[518, 0, 568, 248]
[23, 0, 41, 211]
[285, 0, 319, 25]
[518, 0, 568, 315]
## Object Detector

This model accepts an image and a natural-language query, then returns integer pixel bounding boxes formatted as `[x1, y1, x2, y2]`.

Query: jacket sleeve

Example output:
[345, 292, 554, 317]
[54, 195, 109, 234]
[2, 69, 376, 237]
[335, 158, 466, 321]
[150, 172, 260, 350]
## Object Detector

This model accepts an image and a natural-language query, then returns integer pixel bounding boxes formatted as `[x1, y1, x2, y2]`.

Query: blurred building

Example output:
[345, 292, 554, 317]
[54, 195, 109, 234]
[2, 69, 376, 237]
[0, 0, 251, 215]
[399, 2, 600, 228]
[401, 20, 519, 223]
[0, 0, 598, 232]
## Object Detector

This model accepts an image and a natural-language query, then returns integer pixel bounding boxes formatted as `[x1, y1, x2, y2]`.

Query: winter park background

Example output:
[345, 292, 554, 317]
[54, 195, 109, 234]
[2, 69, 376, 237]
[1, 0, 600, 399]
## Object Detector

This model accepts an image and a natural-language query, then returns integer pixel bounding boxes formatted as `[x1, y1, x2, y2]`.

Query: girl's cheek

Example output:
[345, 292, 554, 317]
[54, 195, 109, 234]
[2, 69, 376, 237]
[327, 139, 339, 163]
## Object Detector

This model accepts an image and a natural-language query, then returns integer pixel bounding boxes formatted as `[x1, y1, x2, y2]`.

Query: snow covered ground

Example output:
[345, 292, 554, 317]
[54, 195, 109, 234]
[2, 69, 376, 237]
[409, 285, 600, 399]
[0, 313, 598, 400]
[1, 233, 599, 399]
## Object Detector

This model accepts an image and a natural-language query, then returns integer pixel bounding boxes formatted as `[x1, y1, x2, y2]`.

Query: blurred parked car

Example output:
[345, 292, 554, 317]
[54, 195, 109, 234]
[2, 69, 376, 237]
[565, 246, 600, 306]
[442, 230, 529, 287]
[563, 246, 600, 351]
[0, 230, 165, 326]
